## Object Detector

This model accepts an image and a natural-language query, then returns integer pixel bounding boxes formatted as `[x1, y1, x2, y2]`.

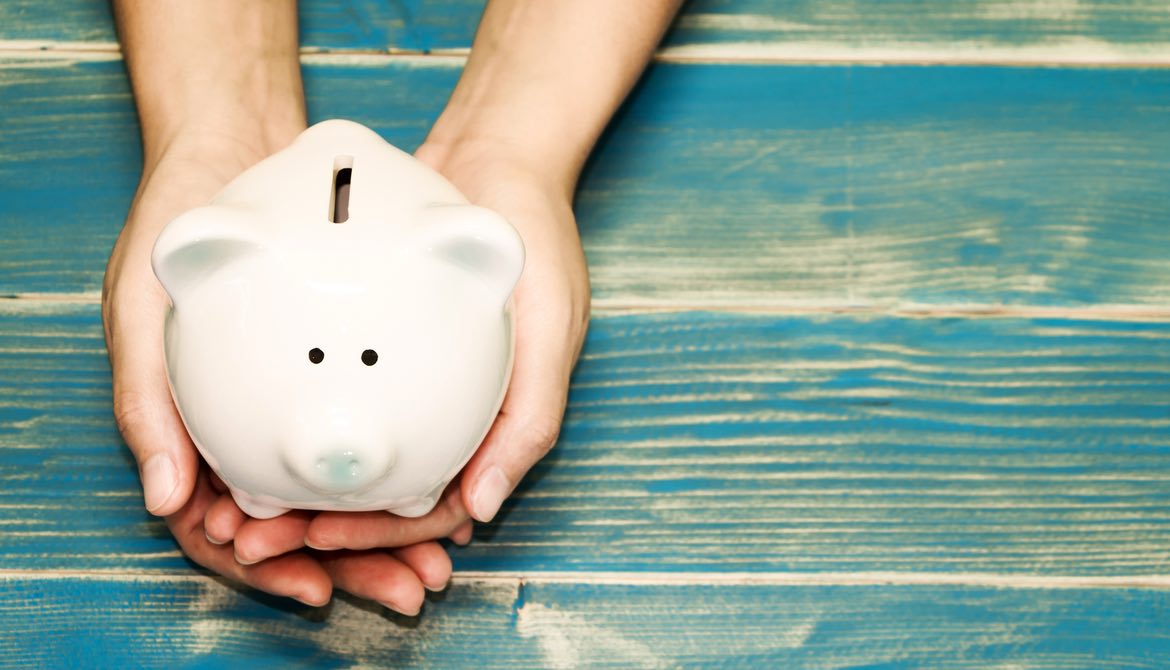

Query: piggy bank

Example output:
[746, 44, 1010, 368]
[151, 119, 523, 519]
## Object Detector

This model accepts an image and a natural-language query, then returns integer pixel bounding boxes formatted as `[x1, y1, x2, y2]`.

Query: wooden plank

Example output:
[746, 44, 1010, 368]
[3, 0, 1169, 60]
[665, 0, 1170, 63]
[3, 58, 1170, 308]
[3, 301, 1170, 575]
[1, 576, 1168, 667]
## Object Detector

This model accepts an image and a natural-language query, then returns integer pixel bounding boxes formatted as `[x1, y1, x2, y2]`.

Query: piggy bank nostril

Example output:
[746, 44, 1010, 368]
[315, 452, 362, 483]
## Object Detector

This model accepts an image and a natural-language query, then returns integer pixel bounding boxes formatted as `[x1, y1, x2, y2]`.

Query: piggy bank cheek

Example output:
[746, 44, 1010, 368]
[373, 282, 513, 495]
[164, 294, 282, 486]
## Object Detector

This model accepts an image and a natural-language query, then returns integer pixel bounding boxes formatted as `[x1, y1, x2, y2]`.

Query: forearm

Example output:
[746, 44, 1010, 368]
[112, 0, 307, 169]
[424, 0, 683, 194]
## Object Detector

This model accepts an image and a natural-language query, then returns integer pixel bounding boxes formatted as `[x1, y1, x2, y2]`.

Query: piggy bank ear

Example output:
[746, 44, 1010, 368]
[415, 204, 525, 306]
[151, 206, 266, 301]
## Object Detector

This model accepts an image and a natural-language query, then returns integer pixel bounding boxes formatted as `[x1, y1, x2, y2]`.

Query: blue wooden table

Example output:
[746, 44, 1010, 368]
[2, 1, 1169, 667]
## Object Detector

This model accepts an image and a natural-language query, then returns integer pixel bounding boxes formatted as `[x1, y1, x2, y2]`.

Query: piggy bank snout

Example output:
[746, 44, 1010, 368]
[285, 442, 397, 495]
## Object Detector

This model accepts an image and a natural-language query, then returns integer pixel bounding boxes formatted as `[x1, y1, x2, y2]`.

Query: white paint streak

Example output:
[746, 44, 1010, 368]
[677, 13, 819, 33]
[188, 581, 240, 655]
[777, 621, 817, 648]
[4, 571, 1170, 590]
[298, 52, 465, 68]
[979, 0, 1086, 21]
[0, 41, 120, 61]
[656, 39, 1170, 66]
[184, 578, 519, 666]
[516, 602, 668, 669]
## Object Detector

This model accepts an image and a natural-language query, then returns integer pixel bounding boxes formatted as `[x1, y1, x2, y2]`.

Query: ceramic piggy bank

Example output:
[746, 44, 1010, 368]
[151, 119, 523, 519]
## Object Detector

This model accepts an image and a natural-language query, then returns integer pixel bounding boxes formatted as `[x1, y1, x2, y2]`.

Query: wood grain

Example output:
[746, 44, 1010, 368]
[3, 0, 1169, 61]
[3, 301, 1169, 575]
[2, 575, 1168, 668]
[3, 58, 1169, 308]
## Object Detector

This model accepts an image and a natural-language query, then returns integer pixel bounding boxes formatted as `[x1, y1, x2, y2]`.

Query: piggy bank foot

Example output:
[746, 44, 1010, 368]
[230, 490, 290, 520]
[388, 495, 439, 518]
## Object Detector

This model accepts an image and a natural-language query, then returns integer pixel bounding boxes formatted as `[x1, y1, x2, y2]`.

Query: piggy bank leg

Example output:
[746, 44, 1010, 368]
[229, 488, 290, 520]
[388, 490, 443, 518]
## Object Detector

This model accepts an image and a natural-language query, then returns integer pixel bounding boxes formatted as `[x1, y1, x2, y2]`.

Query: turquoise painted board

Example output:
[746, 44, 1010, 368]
[3, 0, 1170, 55]
[3, 302, 1169, 575]
[1, 577, 1168, 668]
[3, 58, 1170, 307]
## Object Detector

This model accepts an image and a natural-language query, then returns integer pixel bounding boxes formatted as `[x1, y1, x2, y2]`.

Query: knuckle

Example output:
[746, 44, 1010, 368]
[441, 487, 468, 519]
[112, 390, 157, 440]
[519, 415, 563, 458]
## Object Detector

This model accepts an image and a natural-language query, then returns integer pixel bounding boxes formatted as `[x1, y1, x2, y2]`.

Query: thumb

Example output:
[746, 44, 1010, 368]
[113, 382, 199, 517]
[106, 291, 199, 517]
[461, 337, 573, 523]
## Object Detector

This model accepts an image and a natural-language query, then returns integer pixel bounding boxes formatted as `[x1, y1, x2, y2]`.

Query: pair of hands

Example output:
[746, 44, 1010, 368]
[102, 130, 590, 614]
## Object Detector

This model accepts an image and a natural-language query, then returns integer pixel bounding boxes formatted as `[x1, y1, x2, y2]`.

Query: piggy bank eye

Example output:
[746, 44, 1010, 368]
[361, 349, 378, 366]
[308, 348, 325, 364]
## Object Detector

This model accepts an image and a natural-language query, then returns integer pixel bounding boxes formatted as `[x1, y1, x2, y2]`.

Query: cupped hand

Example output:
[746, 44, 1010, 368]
[304, 141, 591, 550]
[102, 132, 454, 613]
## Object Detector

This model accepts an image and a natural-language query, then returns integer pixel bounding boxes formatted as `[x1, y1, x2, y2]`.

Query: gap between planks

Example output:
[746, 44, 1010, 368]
[5, 293, 1170, 322]
[3, 41, 1170, 67]
[2, 569, 1170, 590]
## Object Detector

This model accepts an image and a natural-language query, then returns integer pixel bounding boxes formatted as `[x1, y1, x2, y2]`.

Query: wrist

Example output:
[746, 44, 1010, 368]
[420, 0, 682, 195]
[422, 118, 586, 190]
[115, 0, 307, 169]
[416, 135, 577, 204]
[141, 117, 305, 179]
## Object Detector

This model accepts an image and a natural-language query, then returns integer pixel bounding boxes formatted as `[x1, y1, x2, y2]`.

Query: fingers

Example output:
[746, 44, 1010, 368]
[233, 510, 314, 565]
[168, 469, 332, 606]
[317, 541, 451, 616]
[393, 542, 453, 592]
[203, 492, 246, 544]
[319, 551, 428, 616]
[173, 464, 461, 615]
[305, 485, 470, 551]
[196, 488, 455, 613]
[449, 519, 474, 546]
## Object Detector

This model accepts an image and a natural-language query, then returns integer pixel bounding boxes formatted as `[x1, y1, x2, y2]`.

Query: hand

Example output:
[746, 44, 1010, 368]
[298, 0, 685, 553]
[429, 145, 592, 523]
[302, 142, 591, 549]
[102, 133, 453, 613]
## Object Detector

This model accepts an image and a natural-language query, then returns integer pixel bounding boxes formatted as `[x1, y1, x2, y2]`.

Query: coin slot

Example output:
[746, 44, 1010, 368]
[329, 155, 354, 223]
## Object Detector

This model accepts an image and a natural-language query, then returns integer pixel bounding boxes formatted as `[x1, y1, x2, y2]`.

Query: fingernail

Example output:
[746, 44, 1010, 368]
[304, 539, 340, 551]
[235, 552, 260, 566]
[294, 595, 326, 607]
[425, 581, 449, 593]
[380, 601, 420, 617]
[205, 531, 227, 546]
[141, 453, 178, 514]
[471, 466, 511, 523]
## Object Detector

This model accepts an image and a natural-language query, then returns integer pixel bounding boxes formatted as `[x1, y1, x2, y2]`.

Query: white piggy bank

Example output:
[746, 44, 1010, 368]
[151, 119, 523, 519]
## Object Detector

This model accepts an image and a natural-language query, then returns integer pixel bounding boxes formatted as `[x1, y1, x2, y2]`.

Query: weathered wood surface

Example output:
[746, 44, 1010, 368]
[4, 302, 1169, 575]
[3, 0, 1170, 61]
[2, 576, 1169, 668]
[3, 57, 1170, 308]
[3, 0, 1169, 665]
